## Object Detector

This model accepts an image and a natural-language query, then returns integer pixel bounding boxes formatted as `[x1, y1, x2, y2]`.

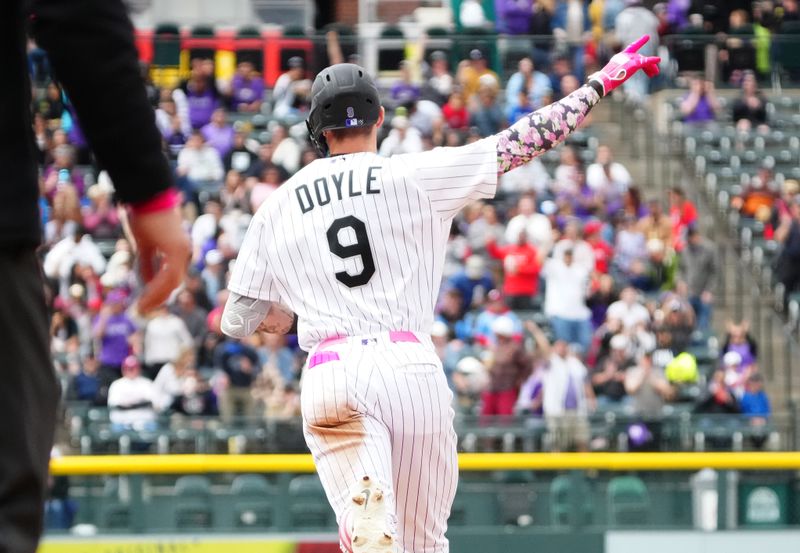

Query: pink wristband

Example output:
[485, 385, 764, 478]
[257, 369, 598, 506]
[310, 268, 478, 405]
[128, 188, 181, 215]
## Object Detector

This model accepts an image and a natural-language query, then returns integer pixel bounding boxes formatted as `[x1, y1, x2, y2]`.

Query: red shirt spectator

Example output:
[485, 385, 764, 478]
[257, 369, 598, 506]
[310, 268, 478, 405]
[668, 186, 697, 251]
[441, 93, 470, 130]
[486, 236, 541, 298]
[584, 220, 613, 274]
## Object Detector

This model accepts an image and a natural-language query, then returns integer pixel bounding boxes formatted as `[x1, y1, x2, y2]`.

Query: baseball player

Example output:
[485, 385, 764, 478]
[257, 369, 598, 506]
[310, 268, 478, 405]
[221, 36, 659, 553]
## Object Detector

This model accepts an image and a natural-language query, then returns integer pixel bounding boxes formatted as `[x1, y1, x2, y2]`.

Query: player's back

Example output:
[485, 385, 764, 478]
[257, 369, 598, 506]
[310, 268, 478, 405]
[230, 140, 498, 351]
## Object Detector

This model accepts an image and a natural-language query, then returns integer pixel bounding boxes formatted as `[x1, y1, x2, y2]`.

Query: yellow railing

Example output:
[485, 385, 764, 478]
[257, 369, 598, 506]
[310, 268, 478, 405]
[50, 452, 800, 476]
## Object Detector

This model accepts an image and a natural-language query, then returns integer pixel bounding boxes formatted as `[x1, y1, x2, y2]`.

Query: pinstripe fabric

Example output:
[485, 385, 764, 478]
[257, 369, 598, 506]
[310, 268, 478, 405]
[227, 137, 498, 353]
[301, 334, 458, 553]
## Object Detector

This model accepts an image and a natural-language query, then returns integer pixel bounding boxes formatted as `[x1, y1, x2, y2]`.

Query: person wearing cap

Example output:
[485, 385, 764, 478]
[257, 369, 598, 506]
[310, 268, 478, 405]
[721, 350, 752, 399]
[452, 356, 489, 413]
[473, 289, 524, 346]
[431, 320, 470, 387]
[592, 333, 634, 404]
[107, 355, 158, 432]
[584, 219, 614, 274]
[230, 60, 265, 113]
[378, 113, 424, 156]
[272, 55, 311, 119]
[543, 245, 594, 352]
[624, 349, 673, 445]
[201, 249, 227, 305]
[457, 48, 499, 103]
[424, 50, 454, 105]
[630, 237, 677, 292]
[447, 255, 496, 313]
[481, 315, 533, 417]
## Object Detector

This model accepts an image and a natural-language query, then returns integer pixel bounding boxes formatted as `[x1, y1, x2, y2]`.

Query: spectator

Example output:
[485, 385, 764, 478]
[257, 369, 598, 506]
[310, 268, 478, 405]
[178, 65, 222, 129]
[230, 61, 264, 113]
[202, 249, 227, 306]
[613, 215, 647, 277]
[40, 82, 64, 120]
[92, 290, 137, 389]
[679, 227, 718, 330]
[542, 247, 593, 352]
[722, 350, 752, 399]
[431, 321, 469, 386]
[542, 339, 595, 452]
[224, 132, 257, 174]
[606, 286, 651, 331]
[68, 355, 103, 404]
[552, 0, 592, 81]
[487, 232, 542, 310]
[259, 333, 296, 384]
[614, 0, 660, 104]
[739, 373, 771, 422]
[171, 368, 217, 417]
[201, 108, 235, 157]
[458, 49, 499, 103]
[44, 183, 81, 247]
[82, 180, 121, 241]
[460, 0, 489, 28]
[152, 347, 195, 412]
[473, 290, 524, 346]
[553, 220, 595, 273]
[470, 85, 504, 137]
[721, 320, 759, 372]
[630, 237, 678, 292]
[141, 304, 193, 379]
[732, 71, 768, 132]
[155, 96, 189, 149]
[172, 289, 209, 350]
[424, 50, 454, 105]
[176, 131, 225, 202]
[592, 333, 633, 404]
[504, 195, 555, 253]
[552, 145, 584, 197]
[625, 349, 673, 418]
[638, 198, 673, 245]
[505, 57, 552, 118]
[451, 356, 489, 414]
[270, 125, 302, 176]
[390, 61, 421, 106]
[696, 368, 740, 414]
[733, 167, 778, 219]
[436, 288, 474, 342]
[499, 155, 551, 197]
[587, 273, 618, 328]
[214, 336, 261, 422]
[680, 75, 721, 123]
[448, 255, 495, 313]
[668, 186, 698, 251]
[272, 56, 311, 119]
[465, 203, 505, 255]
[107, 356, 158, 431]
[775, 196, 800, 298]
[481, 316, 532, 417]
[42, 145, 84, 198]
[43, 226, 107, 298]
[584, 220, 613, 274]
[586, 145, 631, 202]
[379, 115, 424, 156]
[441, 92, 470, 130]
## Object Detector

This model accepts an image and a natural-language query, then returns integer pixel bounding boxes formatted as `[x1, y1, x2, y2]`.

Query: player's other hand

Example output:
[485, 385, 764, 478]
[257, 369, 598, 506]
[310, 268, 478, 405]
[588, 35, 661, 96]
[128, 203, 191, 314]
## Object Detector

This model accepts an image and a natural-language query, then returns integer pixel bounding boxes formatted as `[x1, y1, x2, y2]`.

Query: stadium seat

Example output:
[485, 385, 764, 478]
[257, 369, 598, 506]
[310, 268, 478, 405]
[449, 484, 501, 526]
[550, 474, 593, 527]
[174, 475, 213, 530]
[288, 474, 335, 529]
[231, 474, 278, 529]
[607, 476, 650, 527]
[97, 478, 130, 530]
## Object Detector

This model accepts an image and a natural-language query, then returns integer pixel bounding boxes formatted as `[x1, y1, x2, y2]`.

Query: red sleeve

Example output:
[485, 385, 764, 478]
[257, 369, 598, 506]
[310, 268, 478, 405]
[516, 247, 541, 277]
[486, 240, 506, 260]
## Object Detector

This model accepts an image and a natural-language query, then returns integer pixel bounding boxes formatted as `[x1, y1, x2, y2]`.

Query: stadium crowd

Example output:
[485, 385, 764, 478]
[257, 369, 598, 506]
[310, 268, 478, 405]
[32, 0, 800, 459]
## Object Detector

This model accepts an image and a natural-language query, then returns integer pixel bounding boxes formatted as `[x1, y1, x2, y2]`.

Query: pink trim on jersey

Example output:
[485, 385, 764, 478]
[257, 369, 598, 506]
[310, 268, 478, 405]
[308, 350, 340, 368]
[317, 335, 347, 350]
[388, 330, 420, 343]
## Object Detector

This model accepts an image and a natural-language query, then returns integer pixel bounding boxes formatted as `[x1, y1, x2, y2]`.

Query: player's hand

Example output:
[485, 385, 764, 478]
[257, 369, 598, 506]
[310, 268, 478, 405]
[128, 206, 191, 314]
[588, 35, 661, 96]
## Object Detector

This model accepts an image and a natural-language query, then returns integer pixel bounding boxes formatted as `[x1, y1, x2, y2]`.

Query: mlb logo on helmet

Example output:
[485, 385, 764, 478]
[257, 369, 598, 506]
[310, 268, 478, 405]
[344, 106, 361, 127]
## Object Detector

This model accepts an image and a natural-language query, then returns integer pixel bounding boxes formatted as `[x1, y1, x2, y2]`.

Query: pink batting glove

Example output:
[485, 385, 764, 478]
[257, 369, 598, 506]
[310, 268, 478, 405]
[587, 35, 661, 96]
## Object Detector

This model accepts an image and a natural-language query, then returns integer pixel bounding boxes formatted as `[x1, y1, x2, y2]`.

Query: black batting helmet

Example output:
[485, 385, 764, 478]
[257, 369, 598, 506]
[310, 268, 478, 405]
[306, 63, 381, 156]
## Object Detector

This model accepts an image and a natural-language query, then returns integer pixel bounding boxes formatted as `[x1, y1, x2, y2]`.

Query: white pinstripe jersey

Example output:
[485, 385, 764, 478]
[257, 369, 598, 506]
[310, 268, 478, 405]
[227, 136, 498, 352]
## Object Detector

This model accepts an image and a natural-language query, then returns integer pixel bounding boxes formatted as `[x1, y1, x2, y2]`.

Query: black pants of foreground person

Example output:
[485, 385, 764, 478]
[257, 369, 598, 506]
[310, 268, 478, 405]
[0, 250, 59, 553]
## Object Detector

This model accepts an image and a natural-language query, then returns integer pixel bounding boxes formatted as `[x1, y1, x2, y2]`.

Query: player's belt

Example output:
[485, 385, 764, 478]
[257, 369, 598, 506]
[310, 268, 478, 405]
[308, 331, 421, 369]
